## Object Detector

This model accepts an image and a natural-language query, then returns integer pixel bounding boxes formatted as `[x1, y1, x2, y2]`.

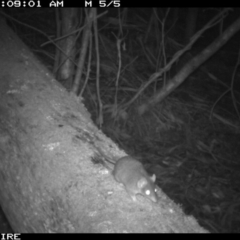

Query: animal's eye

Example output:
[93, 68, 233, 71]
[145, 190, 150, 195]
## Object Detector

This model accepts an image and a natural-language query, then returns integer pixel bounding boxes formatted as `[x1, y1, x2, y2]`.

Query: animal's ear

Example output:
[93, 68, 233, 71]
[150, 174, 156, 182]
[137, 178, 148, 188]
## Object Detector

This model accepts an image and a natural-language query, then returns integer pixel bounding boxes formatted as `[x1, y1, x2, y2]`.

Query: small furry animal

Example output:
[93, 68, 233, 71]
[112, 156, 158, 202]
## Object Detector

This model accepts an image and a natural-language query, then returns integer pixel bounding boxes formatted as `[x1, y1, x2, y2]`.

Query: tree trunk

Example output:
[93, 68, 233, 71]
[56, 8, 79, 90]
[0, 17, 207, 233]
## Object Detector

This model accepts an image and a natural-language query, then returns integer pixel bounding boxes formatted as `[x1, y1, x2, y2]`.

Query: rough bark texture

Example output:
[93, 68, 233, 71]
[0, 17, 207, 233]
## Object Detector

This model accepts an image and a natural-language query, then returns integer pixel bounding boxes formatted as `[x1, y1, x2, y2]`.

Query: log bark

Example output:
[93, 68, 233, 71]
[0, 17, 207, 233]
